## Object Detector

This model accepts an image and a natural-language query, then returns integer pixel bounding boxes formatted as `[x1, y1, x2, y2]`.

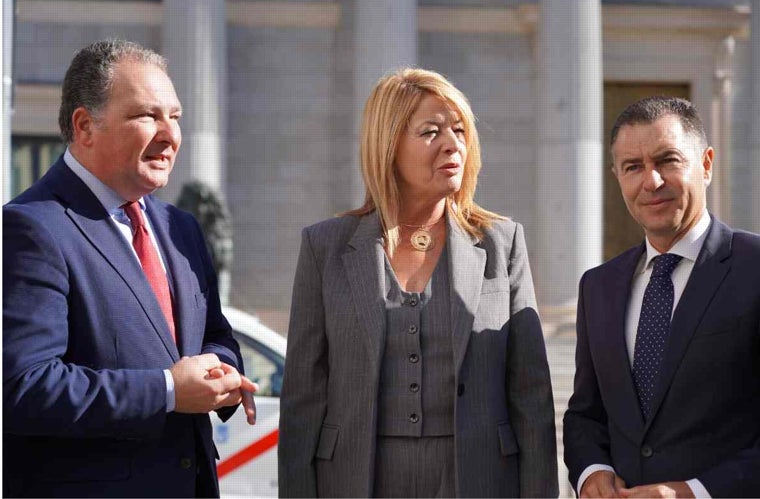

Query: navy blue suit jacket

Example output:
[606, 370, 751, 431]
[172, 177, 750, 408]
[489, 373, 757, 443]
[563, 216, 760, 497]
[3, 158, 243, 497]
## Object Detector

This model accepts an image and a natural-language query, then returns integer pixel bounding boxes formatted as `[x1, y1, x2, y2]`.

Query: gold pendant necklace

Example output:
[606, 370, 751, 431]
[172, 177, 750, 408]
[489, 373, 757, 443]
[402, 215, 443, 252]
[410, 227, 435, 251]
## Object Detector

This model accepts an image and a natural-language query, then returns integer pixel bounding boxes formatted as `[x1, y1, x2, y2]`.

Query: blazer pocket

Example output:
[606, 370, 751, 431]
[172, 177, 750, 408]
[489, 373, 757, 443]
[315, 423, 340, 461]
[481, 276, 509, 295]
[194, 289, 209, 309]
[693, 317, 740, 339]
[497, 422, 519, 457]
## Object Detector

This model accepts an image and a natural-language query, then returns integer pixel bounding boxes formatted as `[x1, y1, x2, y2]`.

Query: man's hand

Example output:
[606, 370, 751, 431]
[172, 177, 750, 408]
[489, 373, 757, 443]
[620, 482, 694, 498]
[170, 354, 247, 413]
[581, 470, 626, 498]
[206, 362, 259, 425]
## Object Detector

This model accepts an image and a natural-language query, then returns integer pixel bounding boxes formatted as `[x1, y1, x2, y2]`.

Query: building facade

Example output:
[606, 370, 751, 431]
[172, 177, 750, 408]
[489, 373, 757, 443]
[9, 0, 760, 327]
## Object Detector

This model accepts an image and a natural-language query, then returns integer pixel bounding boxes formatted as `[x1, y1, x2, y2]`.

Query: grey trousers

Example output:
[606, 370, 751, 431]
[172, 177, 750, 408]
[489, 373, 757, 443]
[373, 436, 455, 498]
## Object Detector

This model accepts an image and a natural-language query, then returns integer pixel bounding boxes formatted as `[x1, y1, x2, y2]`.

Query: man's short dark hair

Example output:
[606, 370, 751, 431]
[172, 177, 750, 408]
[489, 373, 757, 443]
[58, 39, 167, 144]
[610, 96, 708, 150]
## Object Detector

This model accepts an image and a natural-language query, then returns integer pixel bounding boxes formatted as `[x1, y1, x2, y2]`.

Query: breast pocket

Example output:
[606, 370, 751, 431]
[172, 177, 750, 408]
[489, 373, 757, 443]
[194, 289, 209, 309]
[474, 277, 510, 332]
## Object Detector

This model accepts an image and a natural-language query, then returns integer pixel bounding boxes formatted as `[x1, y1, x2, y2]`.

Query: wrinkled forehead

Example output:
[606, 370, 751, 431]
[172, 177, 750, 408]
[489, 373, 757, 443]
[409, 94, 463, 126]
[612, 115, 700, 158]
[109, 60, 181, 107]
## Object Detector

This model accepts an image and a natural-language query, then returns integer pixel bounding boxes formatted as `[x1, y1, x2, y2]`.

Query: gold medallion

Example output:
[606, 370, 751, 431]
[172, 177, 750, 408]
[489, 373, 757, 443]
[410, 228, 435, 251]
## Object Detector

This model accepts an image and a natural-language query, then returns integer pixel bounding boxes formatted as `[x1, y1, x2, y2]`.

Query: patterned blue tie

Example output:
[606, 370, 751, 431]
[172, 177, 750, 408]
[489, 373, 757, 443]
[632, 253, 683, 420]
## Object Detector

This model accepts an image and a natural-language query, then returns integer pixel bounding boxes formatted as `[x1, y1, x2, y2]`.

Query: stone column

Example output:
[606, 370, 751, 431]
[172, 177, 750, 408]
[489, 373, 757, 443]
[161, 0, 227, 204]
[162, 0, 230, 302]
[3, 0, 15, 203]
[350, 0, 417, 208]
[712, 36, 734, 225]
[535, 0, 603, 310]
[751, 0, 760, 232]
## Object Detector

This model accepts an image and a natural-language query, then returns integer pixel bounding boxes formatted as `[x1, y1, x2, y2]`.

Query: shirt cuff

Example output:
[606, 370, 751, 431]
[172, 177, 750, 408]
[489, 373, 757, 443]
[686, 479, 711, 498]
[164, 369, 176, 413]
[578, 464, 616, 495]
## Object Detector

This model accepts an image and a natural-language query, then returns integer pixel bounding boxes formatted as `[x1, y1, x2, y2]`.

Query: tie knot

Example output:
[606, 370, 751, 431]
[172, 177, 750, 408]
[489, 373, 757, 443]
[121, 201, 144, 229]
[651, 253, 682, 277]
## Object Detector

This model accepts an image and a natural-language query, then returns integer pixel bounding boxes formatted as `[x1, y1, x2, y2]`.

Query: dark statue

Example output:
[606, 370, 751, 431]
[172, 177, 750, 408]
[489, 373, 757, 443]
[176, 181, 233, 304]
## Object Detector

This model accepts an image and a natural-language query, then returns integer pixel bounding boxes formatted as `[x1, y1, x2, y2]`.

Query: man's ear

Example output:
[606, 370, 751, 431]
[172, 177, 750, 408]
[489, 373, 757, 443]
[702, 146, 714, 187]
[71, 107, 96, 146]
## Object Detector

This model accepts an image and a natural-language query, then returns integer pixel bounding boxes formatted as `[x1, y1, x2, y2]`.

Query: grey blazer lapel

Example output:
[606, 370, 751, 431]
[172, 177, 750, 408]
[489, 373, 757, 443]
[447, 215, 486, 373]
[342, 213, 387, 371]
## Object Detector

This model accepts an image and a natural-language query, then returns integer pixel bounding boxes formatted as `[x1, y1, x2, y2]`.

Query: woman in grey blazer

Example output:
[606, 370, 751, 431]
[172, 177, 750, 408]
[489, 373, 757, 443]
[279, 68, 557, 498]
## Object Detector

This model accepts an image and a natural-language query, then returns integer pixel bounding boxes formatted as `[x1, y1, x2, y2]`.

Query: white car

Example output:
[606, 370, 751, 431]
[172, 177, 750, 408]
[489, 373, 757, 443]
[212, 306, 286, 497]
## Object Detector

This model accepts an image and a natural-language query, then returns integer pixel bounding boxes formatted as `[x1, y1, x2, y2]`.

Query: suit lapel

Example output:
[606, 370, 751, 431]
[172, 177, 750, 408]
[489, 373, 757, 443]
[342, 213, 387, 372]
[645, 217, 732, 428]
[447, 215, 486, 374]
[144, 196, 197, 357]
[597, 245, 646, 439]
[49, 161, 179, 361]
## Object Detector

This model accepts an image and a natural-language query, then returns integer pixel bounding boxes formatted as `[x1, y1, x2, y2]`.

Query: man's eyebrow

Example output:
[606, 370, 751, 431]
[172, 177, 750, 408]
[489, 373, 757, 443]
[651, 148, 683, 159]
[619, 155, 642, 166]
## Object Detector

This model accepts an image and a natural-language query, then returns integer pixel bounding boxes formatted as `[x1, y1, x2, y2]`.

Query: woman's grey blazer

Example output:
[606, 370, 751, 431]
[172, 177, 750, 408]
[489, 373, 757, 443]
[279, 212, 558, 498]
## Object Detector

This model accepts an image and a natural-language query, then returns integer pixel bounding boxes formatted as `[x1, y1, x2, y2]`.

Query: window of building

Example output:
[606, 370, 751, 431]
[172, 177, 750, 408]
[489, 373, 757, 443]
[11, 136, 65, 198]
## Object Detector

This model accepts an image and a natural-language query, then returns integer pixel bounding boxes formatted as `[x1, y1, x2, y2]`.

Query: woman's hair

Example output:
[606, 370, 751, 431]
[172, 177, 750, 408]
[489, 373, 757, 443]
[344, 67, 504, 255]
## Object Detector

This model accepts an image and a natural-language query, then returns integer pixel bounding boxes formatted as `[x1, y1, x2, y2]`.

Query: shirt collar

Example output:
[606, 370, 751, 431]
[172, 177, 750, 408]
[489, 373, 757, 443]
[641, 210, 711, 272]
[64, 148, 145, 215]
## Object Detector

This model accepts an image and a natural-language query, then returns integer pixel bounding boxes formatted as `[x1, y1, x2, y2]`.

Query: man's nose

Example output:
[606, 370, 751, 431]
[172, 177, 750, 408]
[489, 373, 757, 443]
[642, 166, 664, 191]
[156, 118, 181, 149]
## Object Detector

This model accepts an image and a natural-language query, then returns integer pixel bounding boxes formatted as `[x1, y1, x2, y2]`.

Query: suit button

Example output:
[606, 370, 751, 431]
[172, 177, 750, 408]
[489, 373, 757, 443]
[409, 413, 419, 423]
[408, 324, 418, 334]
[407, 297, 418, 307]
[641, 445, 653, 458]
[409, 353, 419, 363]
[180, 457, 193, 469]
[410, 382, 420, 393]
[457, 383, 465, 396]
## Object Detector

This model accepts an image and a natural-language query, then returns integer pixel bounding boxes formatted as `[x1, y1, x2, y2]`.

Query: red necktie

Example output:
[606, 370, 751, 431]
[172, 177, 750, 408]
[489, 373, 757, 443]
[122, 201, 176, 342]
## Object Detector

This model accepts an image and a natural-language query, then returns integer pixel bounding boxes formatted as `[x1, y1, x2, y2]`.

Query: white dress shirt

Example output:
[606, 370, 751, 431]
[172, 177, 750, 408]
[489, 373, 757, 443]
[577, 210, 712, 498]
[63, 149, 176, 412]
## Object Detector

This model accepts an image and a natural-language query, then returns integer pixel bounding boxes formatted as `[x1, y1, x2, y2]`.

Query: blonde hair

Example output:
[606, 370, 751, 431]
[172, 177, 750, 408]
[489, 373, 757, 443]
[344, 67, 504, 255]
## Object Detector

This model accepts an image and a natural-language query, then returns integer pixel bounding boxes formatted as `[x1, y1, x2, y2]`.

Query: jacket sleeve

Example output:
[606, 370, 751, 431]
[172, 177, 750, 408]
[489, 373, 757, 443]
[2, 206, 167, 439]
[563, 271, 614, 494]
[505, 223, 559, 497]
[278, 227, 328, 497]
[696, 312, 760, 497]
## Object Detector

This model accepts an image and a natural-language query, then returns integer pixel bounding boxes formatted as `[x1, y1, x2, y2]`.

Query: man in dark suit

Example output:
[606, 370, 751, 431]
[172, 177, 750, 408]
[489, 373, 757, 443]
[563, 97, 760, 498]
[3, 40, 256, 497]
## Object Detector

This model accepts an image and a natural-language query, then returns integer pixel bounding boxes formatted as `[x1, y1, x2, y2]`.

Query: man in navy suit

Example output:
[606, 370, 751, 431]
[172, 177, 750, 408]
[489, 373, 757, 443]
[3, 40, 256, 497]
[564, 97, 760, 498]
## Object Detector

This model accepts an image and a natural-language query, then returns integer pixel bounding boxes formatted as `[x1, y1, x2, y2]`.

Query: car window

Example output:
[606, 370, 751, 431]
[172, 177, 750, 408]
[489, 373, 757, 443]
[233, 330, 284, 397]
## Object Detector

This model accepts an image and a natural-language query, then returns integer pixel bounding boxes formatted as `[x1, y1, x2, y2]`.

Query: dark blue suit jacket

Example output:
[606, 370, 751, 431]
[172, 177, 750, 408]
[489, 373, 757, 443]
[564, 216, 760, 497]
[3, 158, 244, 497]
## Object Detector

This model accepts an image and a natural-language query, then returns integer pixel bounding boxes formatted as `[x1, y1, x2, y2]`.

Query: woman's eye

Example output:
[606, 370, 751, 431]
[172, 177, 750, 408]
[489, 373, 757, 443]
[422, 130, 438, 137]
